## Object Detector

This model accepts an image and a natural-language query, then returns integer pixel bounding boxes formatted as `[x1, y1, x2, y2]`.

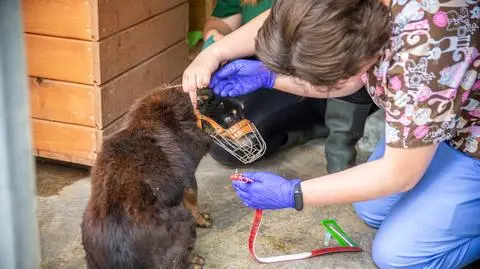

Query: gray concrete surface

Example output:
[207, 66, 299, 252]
[36, 110, 386, 269]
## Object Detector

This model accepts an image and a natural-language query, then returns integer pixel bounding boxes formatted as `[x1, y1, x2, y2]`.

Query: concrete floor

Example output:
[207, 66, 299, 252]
[36, 110, 385, 269]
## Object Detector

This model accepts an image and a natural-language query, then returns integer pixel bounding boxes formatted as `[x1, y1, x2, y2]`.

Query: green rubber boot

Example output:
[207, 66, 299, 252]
[325, 98, 372, 174]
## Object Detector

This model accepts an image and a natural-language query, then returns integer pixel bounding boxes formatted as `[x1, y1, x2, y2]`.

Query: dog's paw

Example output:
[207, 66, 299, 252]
[189, 254, 205, 269]
[195, 212, 213, 228]
[201, 212, 212, 221]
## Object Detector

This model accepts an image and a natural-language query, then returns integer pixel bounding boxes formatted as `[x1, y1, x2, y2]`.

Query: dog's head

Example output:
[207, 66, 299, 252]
[126, 86, 212, 153]
[128, 87, 195, 128]
[196, 88, 267, 164]
[196, 88, 245, 135]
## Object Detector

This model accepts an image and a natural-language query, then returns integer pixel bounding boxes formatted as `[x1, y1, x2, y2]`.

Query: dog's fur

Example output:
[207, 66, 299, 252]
[81, 87, 215, 269]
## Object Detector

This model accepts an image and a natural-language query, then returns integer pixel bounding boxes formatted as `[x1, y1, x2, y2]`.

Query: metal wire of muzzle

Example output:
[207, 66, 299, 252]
[195, 111, 267, 164]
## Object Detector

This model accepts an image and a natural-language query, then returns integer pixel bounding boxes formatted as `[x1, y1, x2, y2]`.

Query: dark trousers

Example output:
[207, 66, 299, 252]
[209, 86, 377, 166]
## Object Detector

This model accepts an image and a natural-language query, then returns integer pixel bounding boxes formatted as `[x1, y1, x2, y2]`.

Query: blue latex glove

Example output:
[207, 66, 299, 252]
[232, 172, 301, 210]
[209, 59, 276, 97]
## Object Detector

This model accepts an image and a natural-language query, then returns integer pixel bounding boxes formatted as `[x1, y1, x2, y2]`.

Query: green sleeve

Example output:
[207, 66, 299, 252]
[211, 0, 241, 18]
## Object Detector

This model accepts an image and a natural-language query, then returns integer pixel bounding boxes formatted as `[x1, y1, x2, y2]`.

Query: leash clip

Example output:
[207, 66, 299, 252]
[231, 171, 254, 184]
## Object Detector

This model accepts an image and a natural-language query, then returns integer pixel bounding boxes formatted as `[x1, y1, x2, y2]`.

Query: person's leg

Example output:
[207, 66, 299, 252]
[324, 87, 377, 173]
[208, 89, 327, 165]
[352, 136, 406, 228]
[365, 143, 480, 269]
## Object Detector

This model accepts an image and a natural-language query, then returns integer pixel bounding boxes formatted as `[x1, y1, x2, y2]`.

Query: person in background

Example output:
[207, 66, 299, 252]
[200, 0, 379, 173]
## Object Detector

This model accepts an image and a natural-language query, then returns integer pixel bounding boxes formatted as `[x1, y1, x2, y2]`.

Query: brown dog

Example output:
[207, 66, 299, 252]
[81, 87, 215, 269]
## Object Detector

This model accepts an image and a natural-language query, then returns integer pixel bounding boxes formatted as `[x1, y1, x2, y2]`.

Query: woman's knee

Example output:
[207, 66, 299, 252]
[371, 226, 421, 269]
[353, 191, 404, 229]
[372, 238, 406, 269]
[370, 220, 471, 269]
[371, 234, 445, 269]
[353, 202, 383, 228]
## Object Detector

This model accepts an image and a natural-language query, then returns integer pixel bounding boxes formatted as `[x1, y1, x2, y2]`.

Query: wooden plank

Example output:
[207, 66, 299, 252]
[95, 41, 189, 128]
[29, 77, 95, 126]
[95, 113, 128, 152]
[32, 119, 96, 166]
[170, 76, 182, 85]
[91, 0, 186, 40]
[25, 34, 94, 84]
[33, 150, 94, 166]
[22, 0, 92, 40]
[93, 3, 188, 84]
[189, 0, 215, 31]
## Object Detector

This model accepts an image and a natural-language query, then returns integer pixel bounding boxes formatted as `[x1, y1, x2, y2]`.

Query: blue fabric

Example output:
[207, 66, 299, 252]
[353, 137, 480, 269]
[201, 35, 215, 50]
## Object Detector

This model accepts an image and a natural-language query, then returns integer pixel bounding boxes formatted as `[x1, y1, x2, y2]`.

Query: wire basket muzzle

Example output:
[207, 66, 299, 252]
[198, 113, 267, 164]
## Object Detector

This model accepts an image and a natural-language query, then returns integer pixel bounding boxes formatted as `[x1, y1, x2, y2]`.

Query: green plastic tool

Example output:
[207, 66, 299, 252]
[187, 31, 215, 50]
[187, 31, 203, 49]
[321, 219, 358, 247]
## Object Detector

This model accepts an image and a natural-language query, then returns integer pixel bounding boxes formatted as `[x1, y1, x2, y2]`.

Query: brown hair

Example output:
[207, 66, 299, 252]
[241, 0, 258, 5]
[255, 0, 391, 87]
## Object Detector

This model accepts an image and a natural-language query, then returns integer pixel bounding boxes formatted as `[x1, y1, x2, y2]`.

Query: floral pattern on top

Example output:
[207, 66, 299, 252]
[364, 0, 480, 159]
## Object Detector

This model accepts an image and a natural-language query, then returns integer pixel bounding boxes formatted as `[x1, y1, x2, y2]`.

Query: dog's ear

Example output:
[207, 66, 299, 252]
[127, 87, 197, 130]
[159, 89, 196, 124]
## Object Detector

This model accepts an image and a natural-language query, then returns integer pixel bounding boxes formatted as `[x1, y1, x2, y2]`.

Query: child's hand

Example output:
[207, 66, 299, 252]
[182, 48, 222, 108]
[203, 29, 224, 42]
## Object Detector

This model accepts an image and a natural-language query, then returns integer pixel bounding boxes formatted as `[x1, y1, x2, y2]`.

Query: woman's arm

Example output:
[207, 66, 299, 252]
[210, 9, 270, 61]
[301, 144, 438, 205]
[232, 132, 439, 210]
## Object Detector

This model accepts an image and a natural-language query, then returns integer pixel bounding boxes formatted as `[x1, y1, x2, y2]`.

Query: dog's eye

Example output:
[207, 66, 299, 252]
[219, 102, 224, 109]
[232, 109, 237, 116]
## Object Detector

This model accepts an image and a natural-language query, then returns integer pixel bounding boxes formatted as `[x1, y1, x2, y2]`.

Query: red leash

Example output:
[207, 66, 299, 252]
[231, 174, 362, 264]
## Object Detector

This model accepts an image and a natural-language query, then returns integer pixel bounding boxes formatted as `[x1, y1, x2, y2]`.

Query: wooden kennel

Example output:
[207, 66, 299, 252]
[23, 0, 190, 166]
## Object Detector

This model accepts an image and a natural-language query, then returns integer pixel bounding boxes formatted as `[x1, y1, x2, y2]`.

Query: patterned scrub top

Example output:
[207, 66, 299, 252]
[364, 0, 480, 159]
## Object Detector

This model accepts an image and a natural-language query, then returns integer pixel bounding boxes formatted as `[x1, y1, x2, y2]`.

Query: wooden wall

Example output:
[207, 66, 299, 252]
[23, 0, 189, 165]
[188, 0, 216, 31]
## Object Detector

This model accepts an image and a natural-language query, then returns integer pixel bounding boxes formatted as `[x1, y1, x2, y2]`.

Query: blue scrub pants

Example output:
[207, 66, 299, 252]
[353, 137, 480, 269]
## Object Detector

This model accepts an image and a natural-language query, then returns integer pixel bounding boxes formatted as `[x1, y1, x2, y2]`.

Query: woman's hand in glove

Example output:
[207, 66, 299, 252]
[232, 171, 301, 210]
[209, 59, 276, 97]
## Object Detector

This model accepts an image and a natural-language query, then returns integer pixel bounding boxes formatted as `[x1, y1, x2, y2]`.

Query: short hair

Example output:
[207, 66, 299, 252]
[255, 0, 391, 87]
